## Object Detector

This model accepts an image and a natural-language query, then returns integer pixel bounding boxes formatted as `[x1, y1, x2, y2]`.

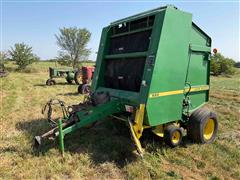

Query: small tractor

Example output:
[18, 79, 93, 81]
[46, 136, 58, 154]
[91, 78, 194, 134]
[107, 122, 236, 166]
[46, 66, 94, 94]
[46, 67, 80, 85]
[36, 6, 218, 156]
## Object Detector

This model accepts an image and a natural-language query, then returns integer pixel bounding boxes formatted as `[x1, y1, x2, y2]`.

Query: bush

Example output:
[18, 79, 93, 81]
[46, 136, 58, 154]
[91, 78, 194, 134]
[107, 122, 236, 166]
[8, 43, 39, 70]
[210, 53, 235, 76]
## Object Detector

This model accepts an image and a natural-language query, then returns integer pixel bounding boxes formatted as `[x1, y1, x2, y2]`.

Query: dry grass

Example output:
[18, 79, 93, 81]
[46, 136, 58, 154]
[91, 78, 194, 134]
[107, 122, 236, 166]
[1, 62, 240, 179]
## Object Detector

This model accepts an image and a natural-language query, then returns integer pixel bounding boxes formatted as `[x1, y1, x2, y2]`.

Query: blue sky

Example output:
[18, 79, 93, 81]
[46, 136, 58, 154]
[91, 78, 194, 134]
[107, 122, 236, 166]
[1, 1, 239, 61]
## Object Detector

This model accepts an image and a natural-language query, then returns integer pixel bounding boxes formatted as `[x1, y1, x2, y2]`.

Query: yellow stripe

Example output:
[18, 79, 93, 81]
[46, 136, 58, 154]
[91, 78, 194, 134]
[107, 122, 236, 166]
[149, 85, 209, 98]
[186, 85, 209, 92]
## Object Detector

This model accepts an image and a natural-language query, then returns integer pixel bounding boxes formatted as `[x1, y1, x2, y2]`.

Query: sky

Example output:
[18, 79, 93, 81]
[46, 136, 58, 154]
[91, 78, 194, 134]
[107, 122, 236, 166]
[1, 0, 239, 61]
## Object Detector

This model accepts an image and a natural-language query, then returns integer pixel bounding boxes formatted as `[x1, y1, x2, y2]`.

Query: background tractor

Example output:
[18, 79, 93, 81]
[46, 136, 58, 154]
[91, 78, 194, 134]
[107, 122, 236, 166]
[46, 66, 94, 92]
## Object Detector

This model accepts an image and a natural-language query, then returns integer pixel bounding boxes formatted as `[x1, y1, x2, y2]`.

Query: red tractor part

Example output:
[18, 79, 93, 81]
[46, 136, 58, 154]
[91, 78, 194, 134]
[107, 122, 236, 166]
[82, 66, 94, 84]
[77, 66, 95, 94]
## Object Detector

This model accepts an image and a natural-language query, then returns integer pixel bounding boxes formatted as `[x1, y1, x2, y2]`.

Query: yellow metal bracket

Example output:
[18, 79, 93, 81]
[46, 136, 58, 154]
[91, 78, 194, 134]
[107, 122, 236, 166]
[128, 104, 145, 156]
[133, 104, 145, 139]
[128, 119, 144, 155]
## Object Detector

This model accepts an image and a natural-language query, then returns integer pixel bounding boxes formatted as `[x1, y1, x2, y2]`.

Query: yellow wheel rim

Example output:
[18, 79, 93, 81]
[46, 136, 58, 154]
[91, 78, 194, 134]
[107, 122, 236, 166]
[203, 118, 215, 140]
[172, 131, 180, 144]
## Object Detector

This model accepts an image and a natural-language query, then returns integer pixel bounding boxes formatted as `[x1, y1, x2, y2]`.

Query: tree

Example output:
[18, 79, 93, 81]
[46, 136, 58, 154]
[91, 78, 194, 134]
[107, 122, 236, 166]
[8, 43, 39, 70]
[0, 51, 8, 62]
[55, 27, 91, 68]
[210, 53, 235, 76]
[56, 51, 72, 66]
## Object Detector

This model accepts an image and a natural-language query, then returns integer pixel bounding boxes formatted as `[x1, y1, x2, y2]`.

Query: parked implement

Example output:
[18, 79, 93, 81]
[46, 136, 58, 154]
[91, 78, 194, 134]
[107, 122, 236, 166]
[36, 6, 218, 155]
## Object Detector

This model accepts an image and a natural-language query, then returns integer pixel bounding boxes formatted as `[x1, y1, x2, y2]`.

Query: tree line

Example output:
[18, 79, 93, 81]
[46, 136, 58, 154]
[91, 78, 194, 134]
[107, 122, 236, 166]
[0, 27, 91, 70]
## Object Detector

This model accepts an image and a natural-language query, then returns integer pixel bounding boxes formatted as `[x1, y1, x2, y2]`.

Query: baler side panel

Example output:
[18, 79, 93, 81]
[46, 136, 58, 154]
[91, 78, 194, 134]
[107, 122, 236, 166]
[186, 24, 211, 111]
[146, 7, 192, 126]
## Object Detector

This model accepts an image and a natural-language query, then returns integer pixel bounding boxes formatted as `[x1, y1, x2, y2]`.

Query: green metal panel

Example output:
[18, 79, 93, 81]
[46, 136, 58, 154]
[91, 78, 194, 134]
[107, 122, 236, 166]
[186, 22, 212, 111]
[146, 7, 192, 126]
[138, 11, 166, 104]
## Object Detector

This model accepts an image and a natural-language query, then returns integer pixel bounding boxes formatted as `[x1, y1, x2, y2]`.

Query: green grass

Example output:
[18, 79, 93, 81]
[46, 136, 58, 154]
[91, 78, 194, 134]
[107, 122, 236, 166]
[1, 62, 240, 179]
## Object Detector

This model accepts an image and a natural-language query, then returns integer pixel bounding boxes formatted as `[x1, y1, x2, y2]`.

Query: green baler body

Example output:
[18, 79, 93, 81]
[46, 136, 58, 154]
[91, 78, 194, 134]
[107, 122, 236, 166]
[92, 6, 211, 126]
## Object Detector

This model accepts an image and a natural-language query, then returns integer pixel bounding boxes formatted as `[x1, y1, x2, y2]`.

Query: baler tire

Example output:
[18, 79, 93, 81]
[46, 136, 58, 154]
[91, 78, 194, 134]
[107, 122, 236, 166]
[77, 84, 83, 94]
[187, 108, 218, 144]
[164, 125, 183, 148]
[74, 71, 82, 85]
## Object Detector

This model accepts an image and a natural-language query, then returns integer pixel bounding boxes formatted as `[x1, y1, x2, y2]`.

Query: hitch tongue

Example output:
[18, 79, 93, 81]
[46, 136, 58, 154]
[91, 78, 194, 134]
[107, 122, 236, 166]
[34, 121, 69, 148]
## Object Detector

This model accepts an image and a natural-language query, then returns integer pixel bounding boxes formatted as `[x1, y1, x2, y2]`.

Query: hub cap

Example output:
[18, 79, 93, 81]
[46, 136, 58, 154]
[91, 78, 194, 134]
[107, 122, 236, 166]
[172, 131, 180, 144]
[204, 118, 215, 140]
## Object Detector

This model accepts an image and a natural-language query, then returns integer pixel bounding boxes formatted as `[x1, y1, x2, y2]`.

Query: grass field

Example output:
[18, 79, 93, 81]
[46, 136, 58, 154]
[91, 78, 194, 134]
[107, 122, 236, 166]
[1, 62, 240, 179]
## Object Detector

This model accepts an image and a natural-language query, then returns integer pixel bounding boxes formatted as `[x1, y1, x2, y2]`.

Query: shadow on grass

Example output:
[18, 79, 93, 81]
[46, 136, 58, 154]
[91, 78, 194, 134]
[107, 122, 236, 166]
[16, 118, 57, 153]
[34, 82, 77, 87]
[57, 92, 79, 96]
[34, 84, 47, 87]
[16, 117, 194, 167]
[141, 130, 195, 155]
[16, 118, 139, 167]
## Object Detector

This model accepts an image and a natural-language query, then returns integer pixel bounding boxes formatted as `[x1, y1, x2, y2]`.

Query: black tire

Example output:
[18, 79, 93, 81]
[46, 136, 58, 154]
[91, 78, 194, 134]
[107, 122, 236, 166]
[46, 79, 56, 86]
[164, 125, 183, 148]
[74, 70, 82, 85]
[81, 84, 91, 94]
[77, 84, 83, 94]
[187, 108, 218, 144]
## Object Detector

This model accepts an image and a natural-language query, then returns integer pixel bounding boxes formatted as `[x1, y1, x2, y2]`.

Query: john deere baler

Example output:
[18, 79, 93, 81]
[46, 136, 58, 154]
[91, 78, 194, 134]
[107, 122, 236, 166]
[35, 5, 218, 155]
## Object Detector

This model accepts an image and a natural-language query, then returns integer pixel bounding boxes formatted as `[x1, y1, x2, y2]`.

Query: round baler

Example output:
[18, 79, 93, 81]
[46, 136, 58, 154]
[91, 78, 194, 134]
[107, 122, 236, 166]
[36, 5, 218, 156]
